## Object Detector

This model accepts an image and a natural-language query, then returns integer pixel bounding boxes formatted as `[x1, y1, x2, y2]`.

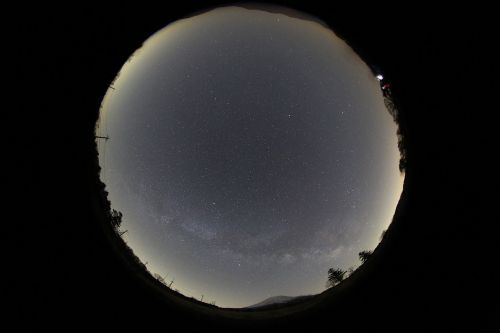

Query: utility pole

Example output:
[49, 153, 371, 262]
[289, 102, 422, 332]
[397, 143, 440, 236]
[201, 295, 204, 302]
[168, 279, 174, 288]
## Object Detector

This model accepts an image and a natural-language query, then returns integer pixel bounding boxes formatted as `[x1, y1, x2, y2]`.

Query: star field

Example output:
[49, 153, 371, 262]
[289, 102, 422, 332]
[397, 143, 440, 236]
[97, 6, 404, 308]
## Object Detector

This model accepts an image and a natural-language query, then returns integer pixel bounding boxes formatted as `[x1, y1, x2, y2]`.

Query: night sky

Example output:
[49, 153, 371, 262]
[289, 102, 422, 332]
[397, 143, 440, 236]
[97, 6, 404, 308]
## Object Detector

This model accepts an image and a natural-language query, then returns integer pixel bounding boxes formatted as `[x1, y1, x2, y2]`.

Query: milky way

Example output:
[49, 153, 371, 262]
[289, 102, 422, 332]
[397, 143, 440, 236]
[97, 6, 404, 308]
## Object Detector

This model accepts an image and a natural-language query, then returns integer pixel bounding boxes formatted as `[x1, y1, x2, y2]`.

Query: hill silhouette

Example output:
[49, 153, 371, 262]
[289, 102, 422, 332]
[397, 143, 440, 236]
[245, 295, 314, 309]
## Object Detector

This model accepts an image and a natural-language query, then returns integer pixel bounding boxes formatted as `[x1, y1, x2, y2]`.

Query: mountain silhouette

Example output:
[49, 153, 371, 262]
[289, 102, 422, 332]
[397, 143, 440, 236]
[245, 295, 313, 309]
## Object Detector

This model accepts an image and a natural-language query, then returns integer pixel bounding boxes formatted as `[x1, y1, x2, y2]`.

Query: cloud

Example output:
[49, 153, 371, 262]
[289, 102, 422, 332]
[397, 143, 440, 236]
[279, 253, 297, 265]
[214, 247, 296, 267]
[239, 228, 287, 250]
[180, 220, 217, 241]
[300, 245, 346, 264]
[160, 215, 175, 225]
[213, 243, 349, 268]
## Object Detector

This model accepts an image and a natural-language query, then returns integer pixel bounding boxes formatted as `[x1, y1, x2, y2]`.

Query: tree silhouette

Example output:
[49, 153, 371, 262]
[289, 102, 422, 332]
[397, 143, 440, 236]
[110, 209, 123, 229]
[327, 268, 347, 288]
[359, 250, 373, 263]
[153, 273, 166, 285]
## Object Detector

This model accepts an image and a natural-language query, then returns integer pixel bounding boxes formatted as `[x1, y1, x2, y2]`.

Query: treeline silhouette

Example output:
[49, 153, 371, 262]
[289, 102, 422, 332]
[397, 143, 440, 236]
[94, 151, 220, 308]
[380, 80, 406, 172]
[93, 143, 149, 273]
[326, 250, 373, 288]
[326, 230, 386, 288]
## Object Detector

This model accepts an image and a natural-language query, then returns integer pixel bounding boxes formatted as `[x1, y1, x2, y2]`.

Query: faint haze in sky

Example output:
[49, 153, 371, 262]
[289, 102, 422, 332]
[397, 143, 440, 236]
[97, 6, 404, 308]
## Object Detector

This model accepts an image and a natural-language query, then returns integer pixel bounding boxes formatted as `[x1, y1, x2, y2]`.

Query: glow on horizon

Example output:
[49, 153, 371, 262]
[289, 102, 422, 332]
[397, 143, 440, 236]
[96, 6, 405, 309]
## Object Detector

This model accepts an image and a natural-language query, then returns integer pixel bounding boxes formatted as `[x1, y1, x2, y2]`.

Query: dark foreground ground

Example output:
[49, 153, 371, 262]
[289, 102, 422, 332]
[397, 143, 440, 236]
[12, 2, 497, 331]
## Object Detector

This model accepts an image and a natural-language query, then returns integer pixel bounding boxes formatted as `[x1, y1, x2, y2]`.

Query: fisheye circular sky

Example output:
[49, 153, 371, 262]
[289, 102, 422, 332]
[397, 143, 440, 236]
[97, 6, 404, 308]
